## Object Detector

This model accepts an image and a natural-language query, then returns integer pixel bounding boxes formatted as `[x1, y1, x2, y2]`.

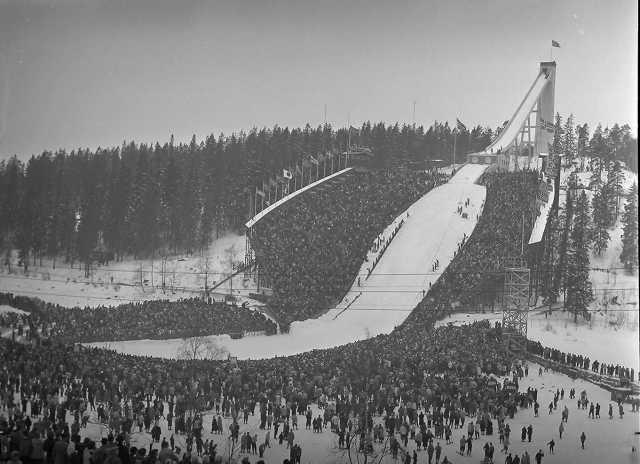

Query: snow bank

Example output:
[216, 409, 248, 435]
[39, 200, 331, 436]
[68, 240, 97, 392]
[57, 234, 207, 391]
[0, 305, 28, 315]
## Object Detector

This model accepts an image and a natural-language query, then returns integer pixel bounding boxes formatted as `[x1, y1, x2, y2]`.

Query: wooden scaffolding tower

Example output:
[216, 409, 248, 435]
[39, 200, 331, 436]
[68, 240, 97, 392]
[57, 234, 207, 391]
[502, 257, 531, 354]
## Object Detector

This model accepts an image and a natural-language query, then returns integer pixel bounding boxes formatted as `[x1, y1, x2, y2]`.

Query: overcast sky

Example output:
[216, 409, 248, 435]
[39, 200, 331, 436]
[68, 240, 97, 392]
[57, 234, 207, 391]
[0, 0, 637, 159]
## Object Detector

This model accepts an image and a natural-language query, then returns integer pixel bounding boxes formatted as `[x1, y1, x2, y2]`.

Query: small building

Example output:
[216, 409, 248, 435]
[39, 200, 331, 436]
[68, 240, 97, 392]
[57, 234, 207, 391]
[467, 152, 509, 170]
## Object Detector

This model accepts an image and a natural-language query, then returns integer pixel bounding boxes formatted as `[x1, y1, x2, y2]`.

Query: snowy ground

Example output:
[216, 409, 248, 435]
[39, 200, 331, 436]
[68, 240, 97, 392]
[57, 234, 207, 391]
[0, 234, 247, 307]
[3, 362, 637, 464]
[436, 309, 639, 370]
[85, 164, 489, 359]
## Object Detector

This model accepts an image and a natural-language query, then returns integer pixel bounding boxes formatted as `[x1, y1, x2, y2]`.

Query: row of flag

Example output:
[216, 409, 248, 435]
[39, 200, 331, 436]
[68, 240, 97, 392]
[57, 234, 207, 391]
[255, 153, 336, 197]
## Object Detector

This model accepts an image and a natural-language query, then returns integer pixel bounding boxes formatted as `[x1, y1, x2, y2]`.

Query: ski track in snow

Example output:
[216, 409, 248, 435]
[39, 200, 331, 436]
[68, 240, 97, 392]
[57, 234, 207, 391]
[84, 164, 489, 359]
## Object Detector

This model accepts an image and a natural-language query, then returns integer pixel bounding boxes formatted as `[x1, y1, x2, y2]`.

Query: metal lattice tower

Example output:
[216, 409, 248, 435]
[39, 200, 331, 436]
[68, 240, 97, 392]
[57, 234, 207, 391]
[502, 260, 531, 353]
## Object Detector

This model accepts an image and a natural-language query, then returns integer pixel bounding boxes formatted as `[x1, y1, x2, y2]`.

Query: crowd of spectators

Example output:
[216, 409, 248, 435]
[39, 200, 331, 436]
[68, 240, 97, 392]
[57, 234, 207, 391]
[527, 341, 635, 382]
[251, 168, 448, 327]
[0, 296, 277, 342]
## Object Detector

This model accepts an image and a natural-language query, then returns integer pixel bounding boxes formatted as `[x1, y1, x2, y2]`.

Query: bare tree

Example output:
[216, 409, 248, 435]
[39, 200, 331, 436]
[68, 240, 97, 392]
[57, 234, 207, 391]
[176, 336, 229, 361]
[333, 421, 391, 464]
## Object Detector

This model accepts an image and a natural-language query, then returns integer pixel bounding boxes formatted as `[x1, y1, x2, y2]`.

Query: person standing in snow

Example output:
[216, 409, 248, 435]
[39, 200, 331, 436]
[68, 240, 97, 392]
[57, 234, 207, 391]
[580, 431, 586, 449]
[558, 422, 564, 439]
[435, 442, 442, 463]
[502, 433, 510, 454]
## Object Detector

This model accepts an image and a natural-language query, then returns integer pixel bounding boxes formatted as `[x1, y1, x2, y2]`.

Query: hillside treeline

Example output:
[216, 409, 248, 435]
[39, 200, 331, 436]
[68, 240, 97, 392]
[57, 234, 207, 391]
[0, 118, 634, 273]
[0, 121, 493, 271]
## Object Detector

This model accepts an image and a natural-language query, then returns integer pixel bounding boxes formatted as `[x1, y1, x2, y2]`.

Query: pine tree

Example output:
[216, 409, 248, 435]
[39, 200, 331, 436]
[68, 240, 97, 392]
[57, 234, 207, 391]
[541, 209, 561, 304]
[589, 124, 607, 170]
[563, 114, 576, 163]
[605, 160, 624, 224]
[556, 177, 575, 298]
[591, 183, 610, 255]
[566, 191, 593, 322]
[589, 163, 602, 190]
[620, 183, 638, 271]
[552, 113, 564, 158]
[577, 123, 590, 160]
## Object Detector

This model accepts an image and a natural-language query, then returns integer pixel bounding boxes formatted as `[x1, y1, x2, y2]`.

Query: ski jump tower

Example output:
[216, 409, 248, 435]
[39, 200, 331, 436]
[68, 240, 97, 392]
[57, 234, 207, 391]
[468, 61, 556, 170]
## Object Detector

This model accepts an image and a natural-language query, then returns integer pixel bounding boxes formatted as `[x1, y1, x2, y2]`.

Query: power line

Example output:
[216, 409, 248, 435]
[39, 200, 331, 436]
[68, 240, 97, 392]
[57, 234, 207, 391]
[2, 286, 637, 313]
[1, 270, 637, 295]
[1, 264, 635, 279]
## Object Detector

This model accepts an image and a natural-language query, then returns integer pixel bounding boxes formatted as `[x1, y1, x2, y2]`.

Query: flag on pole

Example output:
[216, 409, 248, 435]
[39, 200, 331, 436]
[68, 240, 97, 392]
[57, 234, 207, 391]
[551, 40, 560, 48]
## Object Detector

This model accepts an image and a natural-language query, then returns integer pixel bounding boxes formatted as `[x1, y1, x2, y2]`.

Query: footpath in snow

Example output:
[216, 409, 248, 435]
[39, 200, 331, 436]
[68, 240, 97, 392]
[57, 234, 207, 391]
[85, 163, 489, 359]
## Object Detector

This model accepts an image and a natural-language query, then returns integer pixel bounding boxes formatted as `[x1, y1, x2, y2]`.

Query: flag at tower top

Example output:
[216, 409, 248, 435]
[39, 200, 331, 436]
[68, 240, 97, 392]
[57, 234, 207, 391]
[552, 40, 560, 48]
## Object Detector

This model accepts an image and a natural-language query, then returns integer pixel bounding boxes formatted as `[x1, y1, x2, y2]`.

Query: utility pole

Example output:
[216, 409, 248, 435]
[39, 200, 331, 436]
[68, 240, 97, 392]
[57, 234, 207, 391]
[412, 101, 416, 127]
